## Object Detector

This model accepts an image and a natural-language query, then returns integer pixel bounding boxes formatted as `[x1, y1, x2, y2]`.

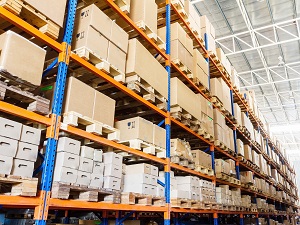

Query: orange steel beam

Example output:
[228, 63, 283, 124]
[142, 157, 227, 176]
[63, 125, 166, 165]
[0, 7, 62, 52]
[0, 196, 39, 207]
[49, 199, 167, 212]
[0, 101, 52, 125]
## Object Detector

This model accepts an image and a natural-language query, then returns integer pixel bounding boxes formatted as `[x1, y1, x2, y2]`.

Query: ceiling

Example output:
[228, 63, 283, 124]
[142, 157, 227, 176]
[192, 0, 300, 163]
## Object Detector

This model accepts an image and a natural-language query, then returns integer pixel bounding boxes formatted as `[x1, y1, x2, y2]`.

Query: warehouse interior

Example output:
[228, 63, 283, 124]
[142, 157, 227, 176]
[0, 0, 298, 225]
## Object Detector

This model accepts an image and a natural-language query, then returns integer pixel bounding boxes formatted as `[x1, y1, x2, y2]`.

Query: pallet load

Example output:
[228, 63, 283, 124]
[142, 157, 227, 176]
[216, 48, 232, 76]
[73, 4, 129, 82]
[216, 185, 240, 210]
[0, 31, 50, 114]
[170, 138, 194, 168]
[115, 117, 166, 158]
[198, 93, 214, 139]
[0, 117, 40, 196]
[82, 0, 131, 14]
[241, 112, 254, 140]
[0, 0, 67, 39]
[200, 16, 216, 54]
[240, 171, 254, 185]
[122, 163, 165, 206]
[213, 108, 226, 146]
[191, 150, 213, 176]
[52, 142, 122, 203]
[193, 49, 209, 90]
[45, 77, 119, 141]
[230, 67, 240, 91]
[126, 38, 168, 109]
[184, 0, 201, 37]
[233, 103, 242, 126]
[158, 23, 193, 76]
[243, 144, 252, 162]
[210, 78, 231, 115]
[241, 195, 251, 208]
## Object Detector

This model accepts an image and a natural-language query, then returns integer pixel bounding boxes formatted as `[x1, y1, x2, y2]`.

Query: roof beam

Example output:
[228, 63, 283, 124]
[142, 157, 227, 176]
[215, 18, 300, 56]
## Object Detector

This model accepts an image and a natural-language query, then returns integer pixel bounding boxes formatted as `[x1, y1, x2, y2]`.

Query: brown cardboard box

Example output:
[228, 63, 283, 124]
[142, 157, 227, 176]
[126, 39, 168, 98]
[130, 0, 158, 35]
[234, 103, 242, 125]
[198, 94, 213, 118]
[153, 124, 166, 149]
[115, 117, 153, 144]
[193, 49, 209, 75]
[252, 150, 259, 166]
[240, 171, 253, 184]
[215, 159, 230, 174]
[202, 113, 214, 135]
[171, 39, 187, 65]
[216, 48, 231, 73]
[200, 15, 215, 39]
[213, 124, 223, 142]
[210, 78, 223, 100]
[0, 31, 46, 86]
[93, 90, 116, 127]
[25, 0, 67, 27]
[225, 159, 236, 175]
[193, 49, 209, 88]
[63, 77, 95, 118]
[110, 21, 129, 53]
[244, 144, 252, 162]
[171, 77, 202, 121]
[213, 108, 225, 127]
[107, 42, 126, 73]
[237, 139, 244, 156]
[192, 150, 212, 169]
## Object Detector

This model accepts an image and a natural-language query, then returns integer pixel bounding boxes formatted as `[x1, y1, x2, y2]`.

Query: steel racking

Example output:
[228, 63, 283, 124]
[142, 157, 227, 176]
[0, 1, 297, 225]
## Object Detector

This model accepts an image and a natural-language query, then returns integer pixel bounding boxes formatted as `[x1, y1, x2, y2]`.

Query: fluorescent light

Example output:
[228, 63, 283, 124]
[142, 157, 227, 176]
[191, 0, 203, 4]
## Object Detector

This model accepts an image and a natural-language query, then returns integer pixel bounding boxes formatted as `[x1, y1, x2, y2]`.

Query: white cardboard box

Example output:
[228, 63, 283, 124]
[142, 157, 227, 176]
[94, 149, 103, 162]
[57, 137, 81, 155]
[150, 165, 159, 176]
[123, 183, 156, 195]
[11, 158, 34, 177]
[90, 173, 104, 188]
[171, 190, 189, 199]
[0, 155, 13, 174]
[0, 135, 18, 157]
[15, 141, 38, 162]
[126, 163, 151, 175]
[0, 117, 22, 140]
[104, 163, 122, 178]
[175, 176, 199, 186]
[76, 171, 91, 186]
[55, 152, 80, 170]
[102, 152, 123, 165]
[156, 185, 164, 197]
[93, 162, 104, 174]
[123, 173, 152, 185]
[79, 157, 93, 173]
[20, 125, 41, 145]
[80, 146, 94, 159]
[53, 166, 78, 183]
[150, 174, 157, 186]
[103, 176, 121, 190]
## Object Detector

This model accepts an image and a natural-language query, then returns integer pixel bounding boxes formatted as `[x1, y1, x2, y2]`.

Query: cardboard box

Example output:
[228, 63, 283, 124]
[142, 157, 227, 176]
[213, 124, 223, 142]
[237, 139, 244, 156]
[0, 155, 13, 175]
[171, 190, 189, 199]
[124, 173, 153, 185]
[200, 15, 215, 38]
[20, 125, 41, 145]
[15, 141, 38, 162]
[0, 136, 18, 157]
[115, 117, 153, 144]
[90, 173, 104, 188]
[76, 171, 91, 186]
[57, 137, 81, 155]
[79, 157, 93, 173]
[0, 117, 22, 140]
[130, 0, 158, 35]
[93, 162, 104, 174]
[126, 163, 152, 175]
[191, 150, 212, 169]
[151, 165, 159, 176]
[94, 150, 103, 162]
[123, 183, 156, 195]
[24, 0, 67, 27]
[55, 152, 80, 170]
[93, 89, 116, 127]
[175, 176, 199, 186]
[104, 163, 122, 178]
[103, 176, 121, 190]
[80, 146, 95, 160]
[11, 158, 34, 178]
[107, 42, 126, 73]
[0, 31, 46, 86]
[103, 152, 123, 166]
[153, 124, 166, 149]
[53, 166, 78, 183]
[215, 159, 230, 174]
[171, 77, 202, 121]
[244, 144, 252, 161]
[210, 78, 223, 100]
[126, 39, 168, 98]
[110, 21, 129, 53]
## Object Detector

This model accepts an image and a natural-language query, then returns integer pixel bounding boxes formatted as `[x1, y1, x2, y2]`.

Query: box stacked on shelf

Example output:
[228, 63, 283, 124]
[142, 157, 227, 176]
[241, 195, 251, 208]
[230, 67, 241, 91]
[241, 111, 254, 140]
[198, 94, 214, 136]
[191, 150, 212, 170]
[123, 163, 163, 197]
[184, 0, 201, 36]
[211, 78, 231, 113]
[193, 49, 209, 89]
[170, 138, 193, 166]
[216, 48, 232, 76]
[200, 15, 216, 54]
[73, 4, 129, 81]
[215, 159, 230, 175]
[115, 117, 166, 158]
[240, 171, 254, 184]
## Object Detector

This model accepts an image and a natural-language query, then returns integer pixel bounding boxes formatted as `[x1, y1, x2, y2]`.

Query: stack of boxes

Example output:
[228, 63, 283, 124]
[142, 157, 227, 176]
[193, 49, 209, 89]
[191, 150, 212, 169]
[241, 195, 251, 208]
[158, 23, 193, 74]
[73, 4, 129, 80]
[215, 159, 230, 175]
[216, 48, 232, 76]
[103, 152, 123, 190]
[210, 77, 231, 113]
[115, 117, 166, 157]
[123, 163, 163, 197]
[198, 94, 214, 136]
[170, 139, 193, 162]
[0, 117, 41, 178]
[241, 112, 254, 140]
[184, 0, 201, 36]
[200, 16, 216, 54]
[216, 185, 231, 205]
[240, 171, 254, 184]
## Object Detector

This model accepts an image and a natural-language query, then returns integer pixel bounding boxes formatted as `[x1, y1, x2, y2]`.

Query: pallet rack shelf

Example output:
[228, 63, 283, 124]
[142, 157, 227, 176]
[0, 1, 297, 225]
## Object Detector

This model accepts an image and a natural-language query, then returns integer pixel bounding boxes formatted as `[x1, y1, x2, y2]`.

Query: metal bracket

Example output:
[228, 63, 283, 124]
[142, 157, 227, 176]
[58, 42, 71, 65]
[46, 114, 61, 140]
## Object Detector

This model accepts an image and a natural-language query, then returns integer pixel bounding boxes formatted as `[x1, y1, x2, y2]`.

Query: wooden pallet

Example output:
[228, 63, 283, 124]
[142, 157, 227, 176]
[121, 192, 165, 206]
[197, 128, 214, 142]
[171, 155, 195, 169]
[72, 47, 126, 83]
[172, 58, 193, 78]
[216, 173, 230, 181]
[171, 105, 201, 131]
[62, 111, 120, 142]
[214, 140, 227, 151]
[0, 0, 60, 39]
[118, 139, 166, 158]
[0, 174, 38, 196]
[187, 75, 210, 97]
[81, 0, 130, 14]
[0, 80, 50, 115]
[125, 74, 167, 111]
[171, 198, 191, 208]
[238, 155, 247, 163]
[171, 0, 188, 20]
[211, 96, 226, 113]
[51, 182, 120, 203]
[194, 165, 214, 176]
[251, 207, 258, 212]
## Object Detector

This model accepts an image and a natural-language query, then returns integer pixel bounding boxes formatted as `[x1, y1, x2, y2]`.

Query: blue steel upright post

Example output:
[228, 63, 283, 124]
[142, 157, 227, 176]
[164, 1, 171, 225]
[35, 0, 78, 224]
